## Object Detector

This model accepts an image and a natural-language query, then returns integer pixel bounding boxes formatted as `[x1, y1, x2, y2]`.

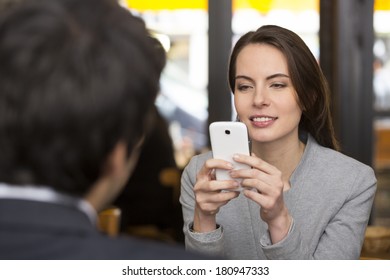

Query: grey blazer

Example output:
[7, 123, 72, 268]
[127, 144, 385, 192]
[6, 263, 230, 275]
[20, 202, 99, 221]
[180, 134, 377, 259]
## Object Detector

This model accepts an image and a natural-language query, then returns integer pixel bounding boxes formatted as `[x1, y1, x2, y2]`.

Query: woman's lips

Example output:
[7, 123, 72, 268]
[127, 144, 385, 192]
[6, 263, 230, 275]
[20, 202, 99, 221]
[250, 116, 277, 128]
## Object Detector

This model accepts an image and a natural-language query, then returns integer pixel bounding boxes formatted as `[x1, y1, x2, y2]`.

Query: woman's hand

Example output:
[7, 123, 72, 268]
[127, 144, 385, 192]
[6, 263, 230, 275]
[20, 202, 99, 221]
[230, 153, 292, 244]
[193, 158, 240, 233]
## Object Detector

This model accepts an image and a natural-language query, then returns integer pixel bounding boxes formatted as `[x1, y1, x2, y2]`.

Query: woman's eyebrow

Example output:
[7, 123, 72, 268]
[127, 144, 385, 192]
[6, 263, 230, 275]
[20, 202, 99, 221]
[235, 75, 254, 82]
[266, 73, 290, 80]
[235, 73, 289, 82]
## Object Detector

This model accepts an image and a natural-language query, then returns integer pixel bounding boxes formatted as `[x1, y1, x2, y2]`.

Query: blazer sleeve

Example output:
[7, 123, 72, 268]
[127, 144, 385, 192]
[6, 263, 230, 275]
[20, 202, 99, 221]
[261, 165, 377, 259]
[313, 166, 377, 259]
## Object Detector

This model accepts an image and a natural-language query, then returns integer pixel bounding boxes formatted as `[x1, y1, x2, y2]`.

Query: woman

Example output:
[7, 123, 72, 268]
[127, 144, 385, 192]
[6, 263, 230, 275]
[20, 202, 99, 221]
[180, 25, 377, 259]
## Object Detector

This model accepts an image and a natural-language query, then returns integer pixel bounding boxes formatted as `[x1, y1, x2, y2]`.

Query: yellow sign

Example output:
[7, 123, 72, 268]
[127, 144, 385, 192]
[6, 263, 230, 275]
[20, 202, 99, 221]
[124, 0, 207, 11]
[375, 0, 390, 10]
[125, 0, 387, 12]
[233, 0, 318, 13]
[125, 0, 318, 11]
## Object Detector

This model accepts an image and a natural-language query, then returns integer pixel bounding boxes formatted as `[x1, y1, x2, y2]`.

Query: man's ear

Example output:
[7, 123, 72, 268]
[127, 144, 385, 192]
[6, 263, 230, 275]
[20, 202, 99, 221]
[101, 141, 128, 177]
[85, 141, 129, 212]
[103, 138, 143, 180]
[86, 139, 143, 211]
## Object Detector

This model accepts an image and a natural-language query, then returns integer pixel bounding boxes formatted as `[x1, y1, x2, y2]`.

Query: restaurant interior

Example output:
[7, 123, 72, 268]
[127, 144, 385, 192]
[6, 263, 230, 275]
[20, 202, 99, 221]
[94, 0, 390, 259]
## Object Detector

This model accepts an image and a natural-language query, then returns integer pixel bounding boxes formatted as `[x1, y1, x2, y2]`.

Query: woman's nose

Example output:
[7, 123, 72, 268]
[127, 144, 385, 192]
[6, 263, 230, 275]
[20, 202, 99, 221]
[253, 87, 270, 107]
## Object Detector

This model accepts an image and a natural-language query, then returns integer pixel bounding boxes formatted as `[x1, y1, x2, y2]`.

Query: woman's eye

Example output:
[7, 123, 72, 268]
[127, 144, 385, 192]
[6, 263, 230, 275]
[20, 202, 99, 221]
[271, 83, 286, 89]
[237, 84, 252, 91]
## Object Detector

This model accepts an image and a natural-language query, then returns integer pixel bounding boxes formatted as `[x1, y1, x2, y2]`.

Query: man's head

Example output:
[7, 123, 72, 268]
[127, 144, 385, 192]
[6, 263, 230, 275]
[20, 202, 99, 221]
[0, 0, 163, 200]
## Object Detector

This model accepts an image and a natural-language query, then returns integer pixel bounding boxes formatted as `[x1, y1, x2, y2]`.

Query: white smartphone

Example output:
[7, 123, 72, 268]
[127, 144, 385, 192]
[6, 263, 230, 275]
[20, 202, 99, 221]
[209, 121, 250, 190]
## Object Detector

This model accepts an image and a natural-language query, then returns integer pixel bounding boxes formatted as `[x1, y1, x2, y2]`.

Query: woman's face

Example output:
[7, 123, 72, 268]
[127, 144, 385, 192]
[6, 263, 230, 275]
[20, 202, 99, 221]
[234, 43, 302, 144]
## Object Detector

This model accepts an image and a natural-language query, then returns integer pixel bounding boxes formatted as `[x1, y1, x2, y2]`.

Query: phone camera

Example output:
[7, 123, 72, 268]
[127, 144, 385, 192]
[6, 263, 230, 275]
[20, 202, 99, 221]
[225, 130, 230, 135]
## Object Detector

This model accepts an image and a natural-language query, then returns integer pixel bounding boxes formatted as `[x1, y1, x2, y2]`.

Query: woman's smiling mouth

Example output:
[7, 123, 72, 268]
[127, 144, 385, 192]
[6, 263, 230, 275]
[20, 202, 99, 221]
[250, 115, 278, 128]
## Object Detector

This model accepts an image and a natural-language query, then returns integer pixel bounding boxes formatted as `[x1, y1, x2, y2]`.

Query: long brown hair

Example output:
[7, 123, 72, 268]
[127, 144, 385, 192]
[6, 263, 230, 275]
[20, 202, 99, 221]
[228, 25, 339, 150]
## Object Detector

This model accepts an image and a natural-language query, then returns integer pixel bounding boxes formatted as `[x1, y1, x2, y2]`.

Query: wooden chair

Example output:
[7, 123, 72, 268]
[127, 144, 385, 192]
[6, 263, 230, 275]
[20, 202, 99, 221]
[97, 206, 121, 237]
[159, 167, 181, 204]
[126, 224, 177, 243]
[124, 167, 182, 243]
[374, 124, 390, 170]
[360, 226, 390, 259]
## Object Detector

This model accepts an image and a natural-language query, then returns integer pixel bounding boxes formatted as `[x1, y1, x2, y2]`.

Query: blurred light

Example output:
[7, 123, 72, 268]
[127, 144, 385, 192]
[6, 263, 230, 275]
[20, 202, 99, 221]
[151, 32, 171, 52]
[374, 11, 390, 34]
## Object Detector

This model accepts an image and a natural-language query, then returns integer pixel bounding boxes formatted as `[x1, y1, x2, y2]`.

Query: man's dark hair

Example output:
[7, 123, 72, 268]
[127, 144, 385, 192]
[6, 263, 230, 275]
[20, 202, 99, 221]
[0, 0, 163, 195]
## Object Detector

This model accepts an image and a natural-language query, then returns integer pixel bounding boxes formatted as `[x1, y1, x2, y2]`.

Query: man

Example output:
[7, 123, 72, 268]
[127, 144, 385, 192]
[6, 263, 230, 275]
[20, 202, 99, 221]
[0, 0, 203, 259]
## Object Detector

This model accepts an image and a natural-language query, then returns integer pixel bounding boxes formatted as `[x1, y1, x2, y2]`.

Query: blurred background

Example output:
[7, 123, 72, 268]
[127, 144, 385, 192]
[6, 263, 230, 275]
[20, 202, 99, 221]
[119, 0, 390, 228]
[117, 0, 389, 257]
[0, 0, 388, 259]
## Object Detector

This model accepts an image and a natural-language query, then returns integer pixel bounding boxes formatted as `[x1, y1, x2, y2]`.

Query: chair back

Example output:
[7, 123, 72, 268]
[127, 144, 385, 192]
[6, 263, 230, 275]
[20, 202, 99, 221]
[360, 226, 390, 259]
[98, 206, 121, 237]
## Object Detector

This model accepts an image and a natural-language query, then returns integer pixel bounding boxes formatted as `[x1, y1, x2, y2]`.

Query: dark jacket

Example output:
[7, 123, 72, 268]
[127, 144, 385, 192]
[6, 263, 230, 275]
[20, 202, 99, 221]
[0, 199, 204, 260]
